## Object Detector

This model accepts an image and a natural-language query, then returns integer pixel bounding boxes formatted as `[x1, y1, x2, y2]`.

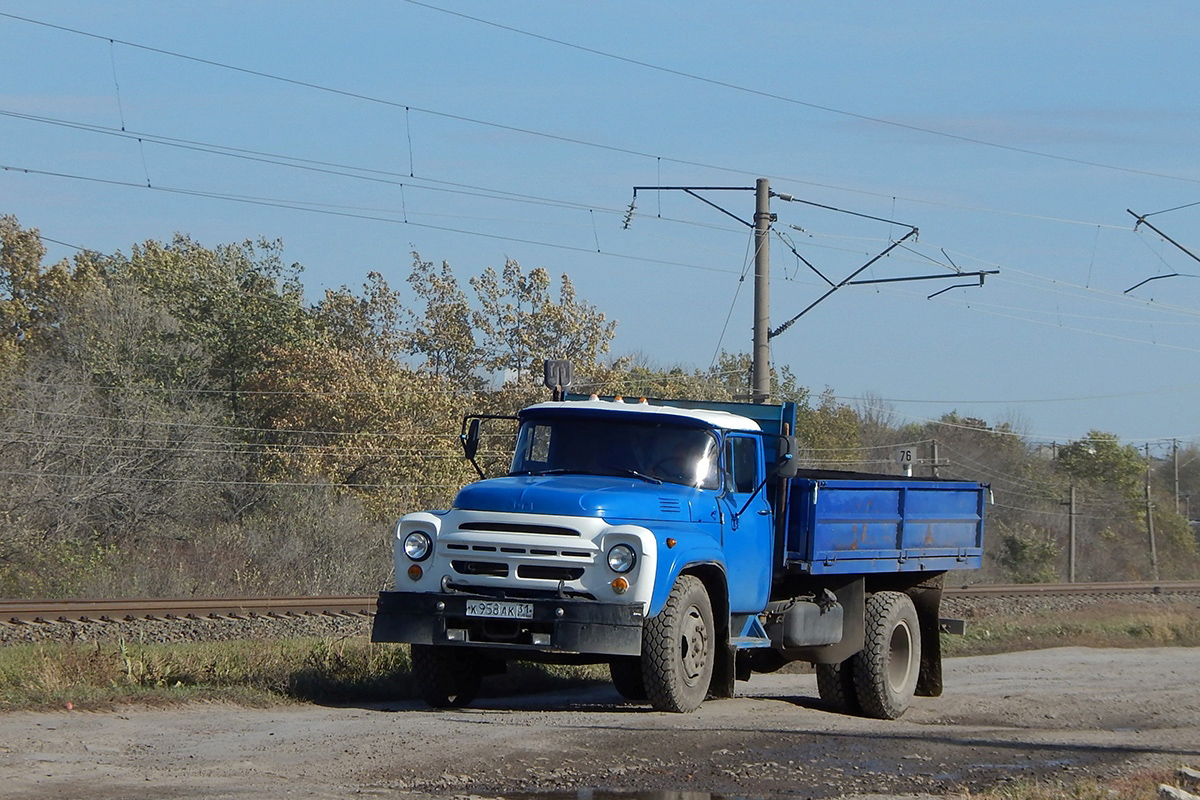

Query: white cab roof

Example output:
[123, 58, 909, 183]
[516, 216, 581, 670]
[522, 398, 762, 432]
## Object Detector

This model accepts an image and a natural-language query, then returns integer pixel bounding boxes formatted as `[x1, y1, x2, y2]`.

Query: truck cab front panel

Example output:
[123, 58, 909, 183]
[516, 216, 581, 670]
[393, 508, 659, 612]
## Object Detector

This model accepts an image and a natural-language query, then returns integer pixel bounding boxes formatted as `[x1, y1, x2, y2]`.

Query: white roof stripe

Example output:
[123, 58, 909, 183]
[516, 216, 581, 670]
[523, 399, 762, 431]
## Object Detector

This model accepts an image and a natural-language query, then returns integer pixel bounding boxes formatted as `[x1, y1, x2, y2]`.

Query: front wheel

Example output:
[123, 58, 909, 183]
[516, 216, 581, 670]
[853, 591, 921, 719]
[409, 644, 481, 709]
[642, 574, 715, 713]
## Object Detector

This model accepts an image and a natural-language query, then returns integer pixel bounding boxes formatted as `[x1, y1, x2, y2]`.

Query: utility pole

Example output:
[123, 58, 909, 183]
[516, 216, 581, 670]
[625, 181, 773, 402]
[1174, 438, 1180, 514]
[1066, 484, 1077, 583]
[1145, 443, 1160, 580]
[752, 178, 772, 404]
[624, 180, 996, 405]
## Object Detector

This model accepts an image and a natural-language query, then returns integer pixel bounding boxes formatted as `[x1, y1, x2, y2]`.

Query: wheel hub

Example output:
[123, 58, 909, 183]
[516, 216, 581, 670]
[680, 604, 709, 685]
[886, 619, 914, 692]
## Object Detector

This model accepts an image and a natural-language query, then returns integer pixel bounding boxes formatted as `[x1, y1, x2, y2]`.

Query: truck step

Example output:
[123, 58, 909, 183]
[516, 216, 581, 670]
[730, 614, 773, 649]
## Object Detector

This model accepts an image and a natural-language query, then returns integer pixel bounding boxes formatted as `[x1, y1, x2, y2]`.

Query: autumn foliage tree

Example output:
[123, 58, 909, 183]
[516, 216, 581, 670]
[0, 214, 1195, 596]
[470, 258, 616, 384]
[403, 255, 482, 387]
[0, 221, 628, 596]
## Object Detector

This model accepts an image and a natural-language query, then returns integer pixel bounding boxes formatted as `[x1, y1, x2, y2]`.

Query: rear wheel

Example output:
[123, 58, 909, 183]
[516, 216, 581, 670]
[609, 656, 647, 702]
[410, 644, 481, 709]
[815, 659, 861, 714]
[642, 574, 714, 713]
[852, 591, 921, 719]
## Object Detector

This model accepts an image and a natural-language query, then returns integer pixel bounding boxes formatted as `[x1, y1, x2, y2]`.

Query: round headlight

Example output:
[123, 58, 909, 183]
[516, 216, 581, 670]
[403, 531, 432, 561]
[607, 543, 637, 574]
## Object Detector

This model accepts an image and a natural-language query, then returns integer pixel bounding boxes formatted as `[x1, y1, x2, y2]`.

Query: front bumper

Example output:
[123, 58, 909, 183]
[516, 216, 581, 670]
[371, 590, 645, 656]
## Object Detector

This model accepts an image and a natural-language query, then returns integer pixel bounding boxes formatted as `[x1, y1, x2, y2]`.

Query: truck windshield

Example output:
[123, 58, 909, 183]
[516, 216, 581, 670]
[510, 416, 720, 489]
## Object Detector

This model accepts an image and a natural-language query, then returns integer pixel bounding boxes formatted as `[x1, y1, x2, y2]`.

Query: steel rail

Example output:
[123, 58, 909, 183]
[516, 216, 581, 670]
[0, 595, 375, 625]
[945, 580, 1200, 597]
[2, 582, 1198, 626]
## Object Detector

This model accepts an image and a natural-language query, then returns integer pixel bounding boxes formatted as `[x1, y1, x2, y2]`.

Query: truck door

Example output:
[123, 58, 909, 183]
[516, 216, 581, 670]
[721, 433, 773, 613]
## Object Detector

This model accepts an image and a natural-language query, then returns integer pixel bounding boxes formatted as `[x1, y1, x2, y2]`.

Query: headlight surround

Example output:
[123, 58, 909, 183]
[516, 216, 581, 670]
[606, 543, 637, 574]
[403, 531, 433, 562]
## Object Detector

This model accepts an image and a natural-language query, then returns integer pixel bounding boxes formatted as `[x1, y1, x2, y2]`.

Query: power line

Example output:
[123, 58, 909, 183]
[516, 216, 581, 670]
[0, 12, 671, 164]
[0, 403, 461, 440]
[13, 101, 1092, 269]
[1143, 199, 1200, 218]
[835, 381, 1200, 407]
[0, 468, 461, 491]
[0, 109, 623, 215]
[992, 267, 1200, 322]
[0, 162, 744, 277]
[851, 392, 1200, 447]
[928, 294, 1200, 358]
[398, 0, 1200, 186]
[941, 296, 1200, 328]
[5, 6, 1198, 232]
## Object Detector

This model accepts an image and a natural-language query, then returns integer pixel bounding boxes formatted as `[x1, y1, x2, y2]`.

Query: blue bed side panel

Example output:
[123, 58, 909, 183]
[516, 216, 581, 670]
[784, 478, 986, 574]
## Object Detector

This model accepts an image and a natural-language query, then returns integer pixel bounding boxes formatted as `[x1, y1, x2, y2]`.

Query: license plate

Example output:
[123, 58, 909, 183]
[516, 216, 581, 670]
[465, 600, 534, 619]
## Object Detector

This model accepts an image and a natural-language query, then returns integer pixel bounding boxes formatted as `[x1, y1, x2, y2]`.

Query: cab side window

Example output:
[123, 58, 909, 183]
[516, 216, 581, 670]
[529, 424, 552, 462]
[725, 435, 760, 494]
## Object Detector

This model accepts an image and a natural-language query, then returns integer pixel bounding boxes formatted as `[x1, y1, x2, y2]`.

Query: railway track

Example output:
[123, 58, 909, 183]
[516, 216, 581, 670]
[946, 579, 1200, 597]
[2, 581, 1198, 626]
[0, 595, 375, 626]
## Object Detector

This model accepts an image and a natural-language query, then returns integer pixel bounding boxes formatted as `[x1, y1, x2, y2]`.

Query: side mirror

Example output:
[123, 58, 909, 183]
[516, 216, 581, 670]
[774, 435, 800, 479]
[461, 418, 482, 460]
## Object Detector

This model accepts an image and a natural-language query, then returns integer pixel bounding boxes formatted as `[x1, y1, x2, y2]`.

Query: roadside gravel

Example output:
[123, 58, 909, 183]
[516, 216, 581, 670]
[0, 646, 1197, 800]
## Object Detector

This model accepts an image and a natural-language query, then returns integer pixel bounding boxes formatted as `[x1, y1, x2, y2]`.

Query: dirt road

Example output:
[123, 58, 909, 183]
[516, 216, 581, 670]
[2, 647, 1197, 800]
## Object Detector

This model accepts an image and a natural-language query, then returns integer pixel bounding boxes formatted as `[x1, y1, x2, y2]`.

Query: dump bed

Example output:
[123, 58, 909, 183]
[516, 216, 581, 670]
[783, 470, 987, 575]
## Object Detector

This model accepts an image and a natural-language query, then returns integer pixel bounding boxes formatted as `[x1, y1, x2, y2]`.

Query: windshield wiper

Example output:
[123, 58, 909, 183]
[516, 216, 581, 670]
[509, 467, 662, 484]
[604, 467, 662, 485]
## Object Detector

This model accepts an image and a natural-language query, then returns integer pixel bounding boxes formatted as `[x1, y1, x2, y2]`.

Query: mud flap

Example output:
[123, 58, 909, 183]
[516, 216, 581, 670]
[710, 642, 737, 698]
[908, 575, 945, 698]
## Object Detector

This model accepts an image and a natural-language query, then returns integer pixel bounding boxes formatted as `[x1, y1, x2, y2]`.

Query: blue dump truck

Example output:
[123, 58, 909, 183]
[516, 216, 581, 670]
[372, 391, 987, 718]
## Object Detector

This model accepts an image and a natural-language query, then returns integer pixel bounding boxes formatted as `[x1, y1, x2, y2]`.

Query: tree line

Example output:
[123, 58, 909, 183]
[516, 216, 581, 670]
[0, 215, 1195, 597]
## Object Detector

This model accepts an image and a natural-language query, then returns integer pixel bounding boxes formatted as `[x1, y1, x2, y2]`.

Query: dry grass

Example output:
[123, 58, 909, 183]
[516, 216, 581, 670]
[0, 636, 408, 711]
[2, 601, 1196, 711]
[1, 601, 1195, 711]
[970, 768, 1190, 800]
[944, 602, 1200, 657]
[0, 635, 608, 712]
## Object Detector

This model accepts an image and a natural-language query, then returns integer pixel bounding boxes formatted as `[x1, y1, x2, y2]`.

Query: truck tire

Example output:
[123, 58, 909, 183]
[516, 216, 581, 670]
[609, 656, 647, 702]
[815, 659, 861, 715]
[853, 591, 921, 720]
[642, 574, 714, 713]
[409, 644, 481, 709]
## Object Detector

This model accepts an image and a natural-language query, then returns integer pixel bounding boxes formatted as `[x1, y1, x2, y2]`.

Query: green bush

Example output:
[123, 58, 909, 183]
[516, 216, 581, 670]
[996, 522, 1060, 583]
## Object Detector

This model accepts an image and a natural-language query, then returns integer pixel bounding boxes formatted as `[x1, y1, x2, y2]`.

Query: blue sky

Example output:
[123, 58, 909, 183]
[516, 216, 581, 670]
[3, 2, 1200, 448]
